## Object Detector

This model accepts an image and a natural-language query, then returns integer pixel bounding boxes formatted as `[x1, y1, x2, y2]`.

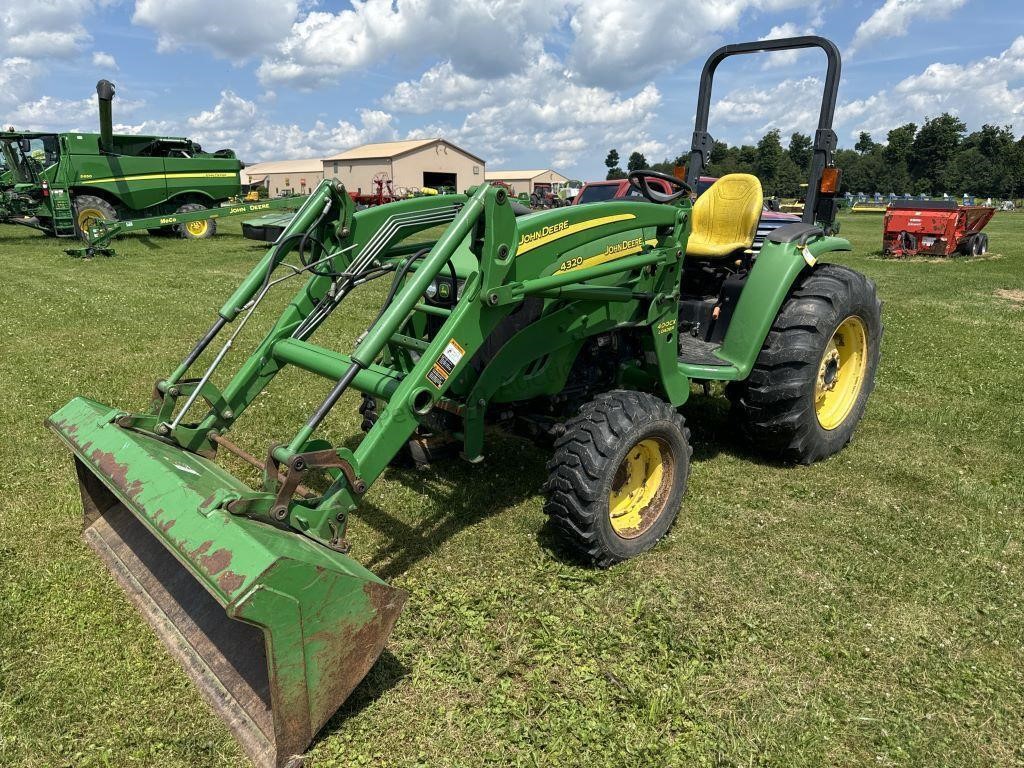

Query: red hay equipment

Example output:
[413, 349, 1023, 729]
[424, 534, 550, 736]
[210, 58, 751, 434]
[882, 200, 995, 257]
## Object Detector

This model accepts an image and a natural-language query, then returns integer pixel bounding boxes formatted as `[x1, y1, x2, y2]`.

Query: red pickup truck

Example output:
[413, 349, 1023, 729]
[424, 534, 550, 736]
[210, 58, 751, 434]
[572, 176, 799, 253]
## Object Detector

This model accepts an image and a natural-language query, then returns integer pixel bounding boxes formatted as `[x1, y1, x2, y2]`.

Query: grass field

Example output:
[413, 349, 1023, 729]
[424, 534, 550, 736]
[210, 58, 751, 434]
[1, 212, 1022, 768]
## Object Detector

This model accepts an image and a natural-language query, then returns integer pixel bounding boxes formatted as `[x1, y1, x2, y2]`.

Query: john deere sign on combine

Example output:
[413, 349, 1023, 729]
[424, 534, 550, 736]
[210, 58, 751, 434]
[0, 80, 240, 240]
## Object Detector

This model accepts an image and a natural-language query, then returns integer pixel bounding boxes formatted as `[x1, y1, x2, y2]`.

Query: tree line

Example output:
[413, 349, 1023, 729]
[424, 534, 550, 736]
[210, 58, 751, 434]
[604, 113, 1024, 199]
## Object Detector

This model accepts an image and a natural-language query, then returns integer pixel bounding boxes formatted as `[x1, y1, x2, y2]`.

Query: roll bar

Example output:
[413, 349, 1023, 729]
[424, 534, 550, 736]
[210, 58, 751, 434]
[685, 36, 841, 229]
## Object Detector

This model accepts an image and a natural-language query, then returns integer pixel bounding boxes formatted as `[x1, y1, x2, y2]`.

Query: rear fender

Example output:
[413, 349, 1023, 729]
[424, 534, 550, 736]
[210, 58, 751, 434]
[716, 235, 851, 377]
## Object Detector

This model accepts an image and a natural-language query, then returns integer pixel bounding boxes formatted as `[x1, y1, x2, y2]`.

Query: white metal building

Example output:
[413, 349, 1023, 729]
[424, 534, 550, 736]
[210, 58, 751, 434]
[484, 169, 570, 196]
[241, 158, 324, 197]
[323, 139, 485, 195]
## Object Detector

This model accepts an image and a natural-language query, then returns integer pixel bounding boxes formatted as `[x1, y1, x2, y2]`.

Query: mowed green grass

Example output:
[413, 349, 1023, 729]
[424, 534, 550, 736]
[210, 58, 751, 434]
[0, 212, 1022, 768]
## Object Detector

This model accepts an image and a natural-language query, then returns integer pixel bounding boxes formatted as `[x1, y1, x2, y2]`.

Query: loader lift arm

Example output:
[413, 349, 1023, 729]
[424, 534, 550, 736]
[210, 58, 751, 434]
[47, 177, 690, 766]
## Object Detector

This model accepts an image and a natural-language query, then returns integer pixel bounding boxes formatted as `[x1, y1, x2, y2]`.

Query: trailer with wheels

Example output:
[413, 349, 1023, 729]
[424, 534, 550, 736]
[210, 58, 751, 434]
[882, 200, 995, 257]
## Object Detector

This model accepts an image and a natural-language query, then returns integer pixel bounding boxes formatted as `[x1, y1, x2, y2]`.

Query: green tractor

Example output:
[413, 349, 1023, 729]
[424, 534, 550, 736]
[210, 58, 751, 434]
[48, 37, 880, 767]
[0, 80, 240, 240]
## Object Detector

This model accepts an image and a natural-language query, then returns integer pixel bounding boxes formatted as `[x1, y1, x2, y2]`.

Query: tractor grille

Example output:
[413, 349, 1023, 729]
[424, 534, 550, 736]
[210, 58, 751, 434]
[753, 216, 795, 254]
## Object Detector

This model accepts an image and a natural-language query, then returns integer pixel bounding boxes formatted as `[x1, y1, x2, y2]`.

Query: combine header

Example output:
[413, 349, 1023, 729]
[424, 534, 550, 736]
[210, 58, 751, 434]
[882, 200, 994, 257]
[48, 36, 882, 767]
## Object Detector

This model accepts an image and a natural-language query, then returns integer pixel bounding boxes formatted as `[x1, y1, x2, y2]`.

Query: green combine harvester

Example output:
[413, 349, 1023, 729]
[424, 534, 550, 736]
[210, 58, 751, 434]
[48, 37, 882, 767]
[0, 80, 240, 240]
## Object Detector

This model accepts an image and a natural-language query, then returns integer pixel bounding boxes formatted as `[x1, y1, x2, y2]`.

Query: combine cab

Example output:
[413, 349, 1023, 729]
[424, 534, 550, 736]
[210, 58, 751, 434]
[883, 200, 994, 257]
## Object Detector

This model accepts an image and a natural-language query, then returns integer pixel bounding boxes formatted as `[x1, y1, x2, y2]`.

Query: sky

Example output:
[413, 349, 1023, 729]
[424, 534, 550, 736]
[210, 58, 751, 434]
[2, 0, 1023, 179]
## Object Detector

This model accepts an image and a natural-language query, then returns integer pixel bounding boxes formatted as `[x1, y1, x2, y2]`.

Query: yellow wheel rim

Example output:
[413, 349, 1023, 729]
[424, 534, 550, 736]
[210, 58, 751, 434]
[815, 315, 868, 430]
[608, 437, 673, 538]
[185, 220, 209, 237]
[77, 208, 106, 231]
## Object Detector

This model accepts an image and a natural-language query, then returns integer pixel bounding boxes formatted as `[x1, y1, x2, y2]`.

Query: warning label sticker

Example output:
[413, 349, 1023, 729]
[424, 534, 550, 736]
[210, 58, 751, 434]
[426, 338, 466, 388]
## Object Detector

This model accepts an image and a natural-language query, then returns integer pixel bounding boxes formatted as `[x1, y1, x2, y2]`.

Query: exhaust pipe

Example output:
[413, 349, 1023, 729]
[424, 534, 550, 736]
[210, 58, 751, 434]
[96, 79, 115, 154]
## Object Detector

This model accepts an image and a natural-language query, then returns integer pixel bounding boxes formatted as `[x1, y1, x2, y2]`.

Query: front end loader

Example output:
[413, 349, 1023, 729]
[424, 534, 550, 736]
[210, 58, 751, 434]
[48, 36, 881, 767]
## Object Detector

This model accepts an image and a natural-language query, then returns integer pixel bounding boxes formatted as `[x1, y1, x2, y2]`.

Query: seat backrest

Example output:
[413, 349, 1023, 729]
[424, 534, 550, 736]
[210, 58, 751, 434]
[690, 173, 763, 255]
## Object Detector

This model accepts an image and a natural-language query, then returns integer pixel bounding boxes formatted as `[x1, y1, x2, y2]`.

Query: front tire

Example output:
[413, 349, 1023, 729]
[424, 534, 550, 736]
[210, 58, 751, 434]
[176, 203, 216, 239]
[728, 264, 883, 464]
[543, 391, 691, 567]
[73, 194, 117, 240]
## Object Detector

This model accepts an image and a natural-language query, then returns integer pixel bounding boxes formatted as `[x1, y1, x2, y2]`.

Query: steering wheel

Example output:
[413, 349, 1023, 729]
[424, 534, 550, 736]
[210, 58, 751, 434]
[627, 170, 692, 204]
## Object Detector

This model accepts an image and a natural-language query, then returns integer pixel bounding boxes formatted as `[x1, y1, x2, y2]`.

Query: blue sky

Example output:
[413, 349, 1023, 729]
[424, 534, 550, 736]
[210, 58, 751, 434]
[2, 0, 1023, 179]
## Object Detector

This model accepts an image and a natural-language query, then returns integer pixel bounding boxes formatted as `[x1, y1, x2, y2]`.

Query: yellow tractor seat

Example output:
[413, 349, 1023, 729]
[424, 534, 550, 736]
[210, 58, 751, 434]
[686, 173, 764, 258]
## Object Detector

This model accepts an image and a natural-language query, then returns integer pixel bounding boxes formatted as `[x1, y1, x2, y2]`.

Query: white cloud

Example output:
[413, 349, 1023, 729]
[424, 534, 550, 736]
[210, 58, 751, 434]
[840, 35, 1024, 140]
[0, 1, 117, 107]
[0, 0, 101, 59]
[381, 61, 495, 115]
[758, 22, 816, 69]
[2, 92, 144, 132]
[0, 57, 40, 111]
[92, 51, 117, 69]
[257, 0, 569, 88]
[177, 90, 397, 160]
[711, 76, 823, 142]
[132, 0, 299, 59]
[567, 0, 813, 89]
[849, 0, 967, 56]
[188, 90, 258, 131]
[389, 50, 664, 168]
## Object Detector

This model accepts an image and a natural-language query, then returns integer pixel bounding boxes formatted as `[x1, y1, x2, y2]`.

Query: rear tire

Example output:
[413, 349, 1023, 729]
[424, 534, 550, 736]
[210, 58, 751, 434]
[978, 233, 989, 254]
[543, 390, 691, 567]
[728, 265, 883, 464]
[176, 203, 216, 239]
[73, 195, 117, 240]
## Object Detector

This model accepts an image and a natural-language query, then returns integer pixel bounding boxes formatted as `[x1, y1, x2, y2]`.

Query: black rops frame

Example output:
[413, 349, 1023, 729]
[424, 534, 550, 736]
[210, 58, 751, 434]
[685, 36, 841, 230]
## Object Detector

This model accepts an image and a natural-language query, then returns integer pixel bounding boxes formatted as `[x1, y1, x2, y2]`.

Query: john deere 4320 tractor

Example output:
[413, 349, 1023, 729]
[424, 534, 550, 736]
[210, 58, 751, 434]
[48, 37, 880, 768]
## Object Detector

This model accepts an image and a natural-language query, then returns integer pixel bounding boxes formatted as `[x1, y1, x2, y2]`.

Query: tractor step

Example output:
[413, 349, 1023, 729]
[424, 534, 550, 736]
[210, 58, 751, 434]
[678, 335, 730, 366]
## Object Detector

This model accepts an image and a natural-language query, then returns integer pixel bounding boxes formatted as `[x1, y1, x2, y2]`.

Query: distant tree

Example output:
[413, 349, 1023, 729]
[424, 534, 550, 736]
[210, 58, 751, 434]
[669, 120, 1022, 198]
[627, 151, 649, 172]
[709, 140, 729, 166]
[909, 113, 966, 193]
[884, 123, 916, 165]
[756, 129, 784, 193]
[788, 131, 813, 171]
[855, 131, 877, 154]
[604, 148, 624, 180]
[776, 155, 805, 197]
[1010, 137, 1024, 197]
[649, 158, 675, 175]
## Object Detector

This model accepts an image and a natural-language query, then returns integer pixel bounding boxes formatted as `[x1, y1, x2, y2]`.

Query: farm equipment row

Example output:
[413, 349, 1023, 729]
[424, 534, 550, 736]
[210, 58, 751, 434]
[48, 36, 882, 768]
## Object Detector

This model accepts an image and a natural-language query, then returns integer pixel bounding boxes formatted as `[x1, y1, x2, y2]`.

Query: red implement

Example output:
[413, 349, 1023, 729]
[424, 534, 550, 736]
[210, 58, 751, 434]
[883, 200, 995, 257]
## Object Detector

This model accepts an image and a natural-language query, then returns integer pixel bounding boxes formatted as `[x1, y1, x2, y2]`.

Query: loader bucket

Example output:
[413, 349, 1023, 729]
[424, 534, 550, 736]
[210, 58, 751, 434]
[47, 397, 407, 768]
